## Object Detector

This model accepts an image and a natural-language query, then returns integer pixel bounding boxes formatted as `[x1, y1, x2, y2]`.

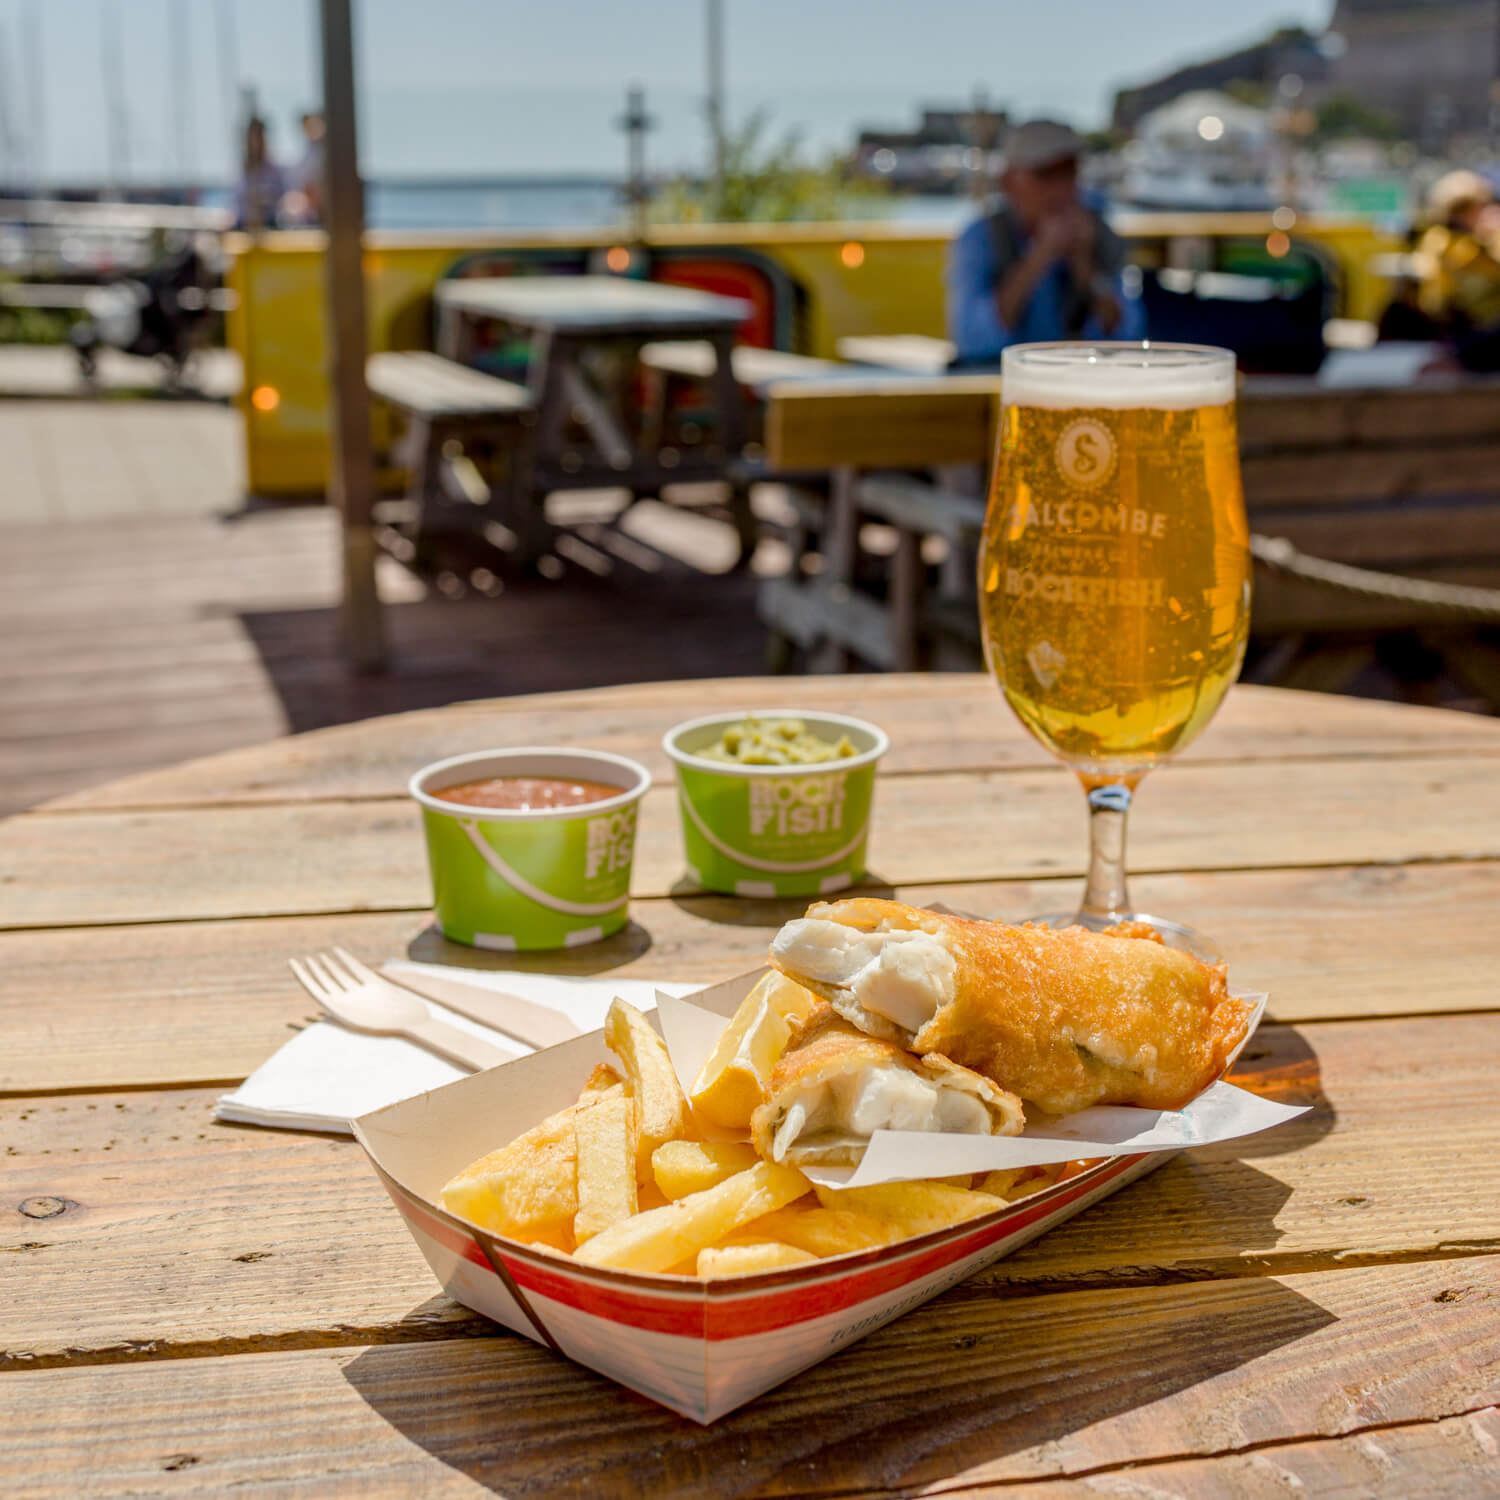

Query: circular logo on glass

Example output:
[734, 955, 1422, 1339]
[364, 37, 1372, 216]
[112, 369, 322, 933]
[1054, 417, 1117, 490]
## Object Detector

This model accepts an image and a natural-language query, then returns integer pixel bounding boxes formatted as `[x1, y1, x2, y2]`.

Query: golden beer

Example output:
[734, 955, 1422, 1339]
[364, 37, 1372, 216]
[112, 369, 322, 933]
[980, 347, 1250, 781]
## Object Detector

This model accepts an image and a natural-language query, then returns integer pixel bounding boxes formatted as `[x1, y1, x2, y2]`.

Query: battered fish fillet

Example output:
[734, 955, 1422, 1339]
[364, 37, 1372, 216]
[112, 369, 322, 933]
[750, 1004, 1024, 1166]
[769, 898, 1252, 1116]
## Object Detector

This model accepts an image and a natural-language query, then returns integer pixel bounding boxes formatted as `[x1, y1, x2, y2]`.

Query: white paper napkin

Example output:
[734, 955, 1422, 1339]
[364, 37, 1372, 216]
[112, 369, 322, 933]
[215, 968, 696, 1135]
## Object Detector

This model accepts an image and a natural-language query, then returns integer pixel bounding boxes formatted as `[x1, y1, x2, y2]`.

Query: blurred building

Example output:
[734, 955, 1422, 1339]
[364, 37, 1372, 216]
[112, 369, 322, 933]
[1121, 91, 1276, 210]
[1115, 1, 1500, 150]
[851, 102, 1010, 192]
[1322, 0, 1500, 144]
[1113, 29, 1328, 132]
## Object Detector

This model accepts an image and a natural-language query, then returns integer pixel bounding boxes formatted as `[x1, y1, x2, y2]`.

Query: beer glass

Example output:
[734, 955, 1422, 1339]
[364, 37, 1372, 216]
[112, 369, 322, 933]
[978, 342, 1249, 956]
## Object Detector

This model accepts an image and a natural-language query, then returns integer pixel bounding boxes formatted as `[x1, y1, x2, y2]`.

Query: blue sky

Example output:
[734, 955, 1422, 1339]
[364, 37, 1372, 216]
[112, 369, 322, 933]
[1, 0, 1332, 184]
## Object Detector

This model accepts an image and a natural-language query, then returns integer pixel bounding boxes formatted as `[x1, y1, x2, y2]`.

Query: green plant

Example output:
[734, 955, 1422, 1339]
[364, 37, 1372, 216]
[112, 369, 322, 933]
[1222, 79, 1271, 110]
[1313, 93, 1403, 143]
[0, 302, 75, 345]
[655, 111, 862, 224]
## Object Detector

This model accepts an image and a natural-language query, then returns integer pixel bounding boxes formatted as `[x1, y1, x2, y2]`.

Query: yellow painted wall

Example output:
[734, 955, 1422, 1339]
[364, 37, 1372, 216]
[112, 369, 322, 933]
[228, 216, 1403, 496]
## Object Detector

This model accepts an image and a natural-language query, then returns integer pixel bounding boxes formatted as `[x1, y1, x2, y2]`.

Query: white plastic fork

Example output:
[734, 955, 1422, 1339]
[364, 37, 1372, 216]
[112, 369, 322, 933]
[288, 948, 517, 1072]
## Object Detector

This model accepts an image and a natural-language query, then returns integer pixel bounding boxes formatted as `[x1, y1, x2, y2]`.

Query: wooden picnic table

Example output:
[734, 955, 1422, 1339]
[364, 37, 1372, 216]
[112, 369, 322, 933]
[431, 274, 758, 562]
[436, 275, 754, 341]
[757, 374, 1500, 688]
[4, 675, 1500, 1494]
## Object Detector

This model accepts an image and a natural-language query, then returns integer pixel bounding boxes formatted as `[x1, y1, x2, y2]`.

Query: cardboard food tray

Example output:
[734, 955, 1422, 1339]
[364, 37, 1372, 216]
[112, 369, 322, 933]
[355, 966, 1267, 1425]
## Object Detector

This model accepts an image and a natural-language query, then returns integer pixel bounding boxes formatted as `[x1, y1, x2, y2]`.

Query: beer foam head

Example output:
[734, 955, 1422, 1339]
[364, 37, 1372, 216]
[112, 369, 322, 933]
[1001, 343, 1235, 410]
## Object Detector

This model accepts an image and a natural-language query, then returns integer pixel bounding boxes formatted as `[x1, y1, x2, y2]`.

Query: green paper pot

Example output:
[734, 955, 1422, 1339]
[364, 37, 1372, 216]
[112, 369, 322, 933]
[409, 748, 651, 950]
[663, 711, 890, 899]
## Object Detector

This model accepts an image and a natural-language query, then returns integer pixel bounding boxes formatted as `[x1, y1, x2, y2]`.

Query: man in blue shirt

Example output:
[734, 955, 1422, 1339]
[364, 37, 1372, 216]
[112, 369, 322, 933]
[946, 119, 1144, 366]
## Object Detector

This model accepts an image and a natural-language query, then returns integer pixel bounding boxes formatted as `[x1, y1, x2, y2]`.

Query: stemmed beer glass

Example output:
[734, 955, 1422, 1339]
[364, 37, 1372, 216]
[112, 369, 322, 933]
[978, 343, 1250, 957]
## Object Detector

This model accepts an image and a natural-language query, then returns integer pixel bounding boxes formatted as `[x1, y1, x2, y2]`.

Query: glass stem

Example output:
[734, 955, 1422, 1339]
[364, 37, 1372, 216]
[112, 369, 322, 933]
[1079, 783, 1133, 928]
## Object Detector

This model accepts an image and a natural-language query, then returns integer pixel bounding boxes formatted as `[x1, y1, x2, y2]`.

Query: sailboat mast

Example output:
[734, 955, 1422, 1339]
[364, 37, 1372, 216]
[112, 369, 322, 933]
[100, 0, 131, 189]
[168, 0, 195, 188]
[705, 0, 726, 215]
[214, 0, 241, 179]
[0, 25, 16, 190]
[21, 0, 43, 192]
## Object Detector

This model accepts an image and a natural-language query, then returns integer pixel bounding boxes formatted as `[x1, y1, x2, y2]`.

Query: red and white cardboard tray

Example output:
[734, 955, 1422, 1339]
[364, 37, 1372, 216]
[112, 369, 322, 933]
[354, 969, 1298, 1424]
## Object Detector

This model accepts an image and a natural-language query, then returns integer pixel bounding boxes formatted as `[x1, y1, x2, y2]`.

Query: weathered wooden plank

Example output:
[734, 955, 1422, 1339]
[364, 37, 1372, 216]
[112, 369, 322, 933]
[640, 339, 838, 384]
[758, 572, 901, 668]
[365, 351, 533, 417]
[40, 675, 1023, 808]
[0, 618, 255, 684]
[2, 861, 1497, 1097]
[3, 1015, 1497, 1365]
[1243, 443, 1500, 509]
[0, 509, 319, 559]
[2, 1256, 1495, 1497]
[34, 680, 1500, 813]
[765, 377, 1500, 474]
[2, 748, 279, 826]
[983, 1408, 1500, 1498]
[0, 657, 289, 714]
[0, 537, 338, 594]
[836, 333, 956, 375]
[1250, 499, 1500, 570]
[0, 573, 380, 632]
[1238, 378, 1500, 449]
[0, 724, 289, 793]
[0, 534, 341, 603]
[0, 909, 433, 1095]
[1, 683, 287, 743]
[1252, 561, 1500, 635]
[764, 377, 1001, 471]
[8, 753, 1500, 930]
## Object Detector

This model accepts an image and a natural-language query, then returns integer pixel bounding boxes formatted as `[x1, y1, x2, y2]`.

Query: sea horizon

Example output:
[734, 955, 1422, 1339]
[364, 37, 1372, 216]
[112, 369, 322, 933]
[1, 175, 975, 232]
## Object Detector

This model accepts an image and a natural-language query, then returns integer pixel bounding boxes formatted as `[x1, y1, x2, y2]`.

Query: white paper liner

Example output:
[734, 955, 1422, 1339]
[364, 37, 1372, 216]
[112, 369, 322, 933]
[654, 986, 1306, 1188]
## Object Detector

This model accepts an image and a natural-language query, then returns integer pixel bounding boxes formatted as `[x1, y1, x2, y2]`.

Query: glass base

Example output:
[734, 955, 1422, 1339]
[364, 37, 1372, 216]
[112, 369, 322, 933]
[1021, 910, 1222, 964]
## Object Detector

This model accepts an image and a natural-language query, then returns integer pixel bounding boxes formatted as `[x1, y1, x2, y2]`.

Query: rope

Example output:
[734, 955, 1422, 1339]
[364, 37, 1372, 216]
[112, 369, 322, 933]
[1250, 534, 1500, 623]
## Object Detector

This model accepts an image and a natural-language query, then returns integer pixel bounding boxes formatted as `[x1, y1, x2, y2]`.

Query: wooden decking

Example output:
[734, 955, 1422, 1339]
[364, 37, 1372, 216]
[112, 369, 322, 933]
[0, 393, 781, 816]
[0, 508, 778, 817]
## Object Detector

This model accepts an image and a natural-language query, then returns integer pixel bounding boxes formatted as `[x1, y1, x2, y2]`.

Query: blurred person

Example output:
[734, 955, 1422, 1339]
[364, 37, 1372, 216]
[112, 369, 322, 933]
[946, 120, 1144, 368]
[1416, 169, 1500, 372]
[1375, 262, 1440, 343]
[281, 111, 327, 226]
[235, 116, 287, 231]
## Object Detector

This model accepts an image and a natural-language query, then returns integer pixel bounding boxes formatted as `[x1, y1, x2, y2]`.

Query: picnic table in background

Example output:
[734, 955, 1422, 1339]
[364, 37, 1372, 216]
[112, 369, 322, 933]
[3, 674, 1499, 1492]
[836, 332, 957, 374]
[433, 275, 760, 562]
[758, 373, 1500, 690]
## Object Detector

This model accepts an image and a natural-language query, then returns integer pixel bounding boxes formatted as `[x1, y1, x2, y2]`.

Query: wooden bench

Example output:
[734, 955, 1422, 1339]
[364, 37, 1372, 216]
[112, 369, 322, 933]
[365, 350, 540, 559]
[0, 283, 236, 312]
[759, 375, 1001, 671]
[1236, 377, 1500, 626]
[835, 334, 956, 375]
[639, 341, 840, 387]
[637, 341, 842, 486]
[761, 374, 1500, 693]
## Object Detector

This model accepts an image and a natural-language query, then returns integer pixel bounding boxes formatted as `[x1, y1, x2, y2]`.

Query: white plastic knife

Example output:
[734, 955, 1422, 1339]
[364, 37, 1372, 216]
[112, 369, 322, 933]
[379, 963, 584, 1050]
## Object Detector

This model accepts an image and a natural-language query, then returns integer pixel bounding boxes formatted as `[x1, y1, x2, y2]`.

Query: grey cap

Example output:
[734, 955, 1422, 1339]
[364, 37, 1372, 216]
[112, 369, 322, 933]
[1003, 119, 1083, 172]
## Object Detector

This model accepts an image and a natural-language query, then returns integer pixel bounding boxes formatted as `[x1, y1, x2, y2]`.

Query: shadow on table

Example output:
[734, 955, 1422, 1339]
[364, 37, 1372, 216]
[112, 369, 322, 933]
[405, 920, 656, 975]
[235, 565, 766, 736]
[343, 1270, 1335, 1498]
[666, 876, 900, 929]
[1226, 1021, 1335, 1157]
